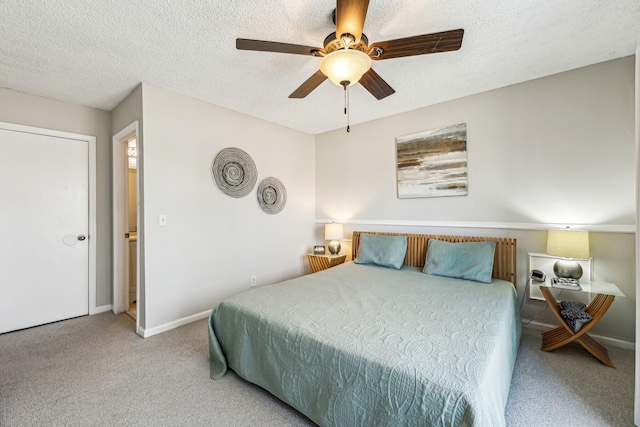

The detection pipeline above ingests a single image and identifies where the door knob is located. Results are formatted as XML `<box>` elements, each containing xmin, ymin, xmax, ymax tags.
<box><xmin>77</xmin><ymin>234</ymin><xmax>86</xmax><ymax>241</ymax></box>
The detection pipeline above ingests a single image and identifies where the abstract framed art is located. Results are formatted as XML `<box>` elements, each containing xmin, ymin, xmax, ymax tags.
<box><xmin>396</xmin><ymin>123</ymin><xmax>468</xmax><ymax>199</ymax></box>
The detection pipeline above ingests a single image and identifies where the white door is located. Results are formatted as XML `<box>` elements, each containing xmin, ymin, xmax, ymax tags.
<box><xmin>0</xmin><ymin>127</ymin><xmax>89</xmax><ymax>334</ymax></box>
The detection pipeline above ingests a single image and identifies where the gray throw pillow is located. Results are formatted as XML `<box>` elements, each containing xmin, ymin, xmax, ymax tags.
<box><xmin>560</xmin><ymin>306</ymin><xmax>592</xmax><ymax>333</ymax></box>
<box><xmin>560</xmin><ymin>301</ymin><xmax>586</xmax><ymax>311</ymax></box>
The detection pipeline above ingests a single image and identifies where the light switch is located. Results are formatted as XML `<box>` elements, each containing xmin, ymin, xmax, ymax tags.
<box><xmin>159</xmin><ymin>214</ymin><xmax>167</xmax><ymax>226</ymax></box>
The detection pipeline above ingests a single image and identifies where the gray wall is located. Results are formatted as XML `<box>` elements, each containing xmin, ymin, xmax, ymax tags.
<box><xmin>315</xmin><ymin>57</ymin><xmax>636</xmax><ymax>343</ymax></box>
<box><xmin>138</xmin><ymin>84</ymin><xmax>316</xmax><ymax>334</ymax></box>
<box><xmin>1</xmin><ymin>56</ymin><xmax>635</xmax><ymax>343</ymax></box>
<box><xmin>0</xmin><ymin>88</ymin><xmax>113</xmax><ymax>308</ymax></box>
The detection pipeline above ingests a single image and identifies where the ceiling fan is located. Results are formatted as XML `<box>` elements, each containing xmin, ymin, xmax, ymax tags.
<box><xmin>236</xmin><ymin>0</ymin><xmax>464</xmax><ymax>101</ymax></box>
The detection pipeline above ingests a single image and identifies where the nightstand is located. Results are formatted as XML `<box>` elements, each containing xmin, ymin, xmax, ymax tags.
<box><xmin>307</xmin><ymin>254</ymin><xmax>346</xmax><ymax>273</ymax></box>
<box><xmin>538</xmin><ymin>279</ymin><xmax>624</xmax><ymax>367</ymax></box>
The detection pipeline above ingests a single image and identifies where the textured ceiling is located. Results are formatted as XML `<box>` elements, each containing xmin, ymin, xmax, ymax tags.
<box><xmin>1</xmin><ymin>1</ymin><xmax>639</xmax><ymax>134</ymax></box>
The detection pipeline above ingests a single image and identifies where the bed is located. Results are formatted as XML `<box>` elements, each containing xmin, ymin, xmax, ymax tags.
<box><xmin>208</xmin><ymin>232</ymin><xmax>521</xmax><ymax>426</ymax></box>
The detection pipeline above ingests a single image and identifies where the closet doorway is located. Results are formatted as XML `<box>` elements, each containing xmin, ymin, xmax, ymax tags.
<box><xmin>0</xmin><ymin>122</ymin><xmax>96</xmax><ymax>333</ymax></box>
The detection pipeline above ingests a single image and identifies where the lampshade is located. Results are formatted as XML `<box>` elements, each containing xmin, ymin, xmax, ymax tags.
<box><xmin>546</xmin><ymin>230</ymin><xmax>590</xmax><ymax>259</ymax></box>
<box><xmin>546</xmin><ymin>229</ymin><xmax>589</xmax><ymax>280</ymax></box>
<box><xmin>319</xmin><ymin>49</ymin><xmax>371</xmax><ymax>87</ymax></box>
<box><xmin>325</xmin><ymin>223</ymin><xmax>344</xmax><ymax>241</ymax></box>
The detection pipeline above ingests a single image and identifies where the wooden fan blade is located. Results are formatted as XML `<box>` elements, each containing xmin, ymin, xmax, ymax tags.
<box><xmin>335</xmin><ymin>0</ymin><xmax>370</xmax><ymax>43</ymax></box>
<box><xmin>236</xmin><ymin>39</ymin><xmax>323</xmax><ymax>56</ymax></box>
<box><xmin>359</xmin><ymin>68</ymin><xmax>395</xmax><ymax>100</ymax></box>
<box><xmin>370</xmin><ymin>29</ymin><xmax>464</xmax><ymax>60</ymax></box>
<box><xmin>289</xmin><ymin>70</ymin><xmax>328</xmax><ymax>98</ymax></box>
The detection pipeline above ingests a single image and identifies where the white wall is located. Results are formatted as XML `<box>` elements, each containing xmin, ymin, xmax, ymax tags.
<box><xmin>0</xmin><ymin>88</ymin><xmax>113</xmax><ymax>308</ymax></box>
<box><xmin>139</xmin><ymin>84</ymin><xmax>316</xmax><ymax>334</ymax></box>
<box><xmin>317</xmin><ymin>57</ymin><xmax>635</xmax><ymax>226</ymax></box>
<box><xmin>316</xmin><ymin>57</ymin><xmax>636</xmax><ymax>343</ymax></box>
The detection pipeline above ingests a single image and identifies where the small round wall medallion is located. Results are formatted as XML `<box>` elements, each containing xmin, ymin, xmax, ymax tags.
<box><xmin>211</xmin><ymin>147</ymin><xmax>257</xmax><ymax>198</ymax></box>
<box><xmin>257</xmin><ymin>177</ymin><xmax>287</xmax><ymax>214</ymax></box>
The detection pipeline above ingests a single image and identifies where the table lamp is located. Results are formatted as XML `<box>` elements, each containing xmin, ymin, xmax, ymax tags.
<box><xmin>546</xmin><ymin>229</ymin><xmax>590</xmax><ymax>280</ymax></box>
<box><xmin>325</xmin><ymin>223</ymin><xmax>344</xmax><ymax>255</ymax></box>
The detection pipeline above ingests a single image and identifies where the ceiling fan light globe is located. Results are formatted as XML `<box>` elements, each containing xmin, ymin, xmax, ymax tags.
<box><xmin>320</xmin><ymin>49</ymin><xmax>371</xmax><ymax>87</ymax></box>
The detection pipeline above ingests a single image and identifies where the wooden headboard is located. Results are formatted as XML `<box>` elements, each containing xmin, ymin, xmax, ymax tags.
<box><xmin>351</xmin><ymin>231</ymin><xmax>517</xmax><ymax>286</ymax></box>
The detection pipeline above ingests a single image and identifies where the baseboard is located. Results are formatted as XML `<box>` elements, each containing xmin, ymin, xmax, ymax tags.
<box><xmin>138</xmin><ymin>309</ymin><xmax>212</xmax><ymax>338</ymax></box>
<box><xmin>90</xmin><ymin>304</ymin><xmax>113</xmax><ymax>315</ymax></box>
<box><xmin>523</xmin><ymin>320</ymin><xmax>635</xmax><ymax>350</ymax></box>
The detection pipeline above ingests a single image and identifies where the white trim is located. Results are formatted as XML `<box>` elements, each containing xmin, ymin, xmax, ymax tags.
<box><xmin>0</xmin><ymin>121</ymin><xmax>94</xmax><ymax>142</ymax></box>
<box><xmin>87</xmin><ymin>135</ymin><xmax>98</xmax><ymax>314</ymax></box>
<box><xmin>523</xmin><ymin>321</ymin><xmax>635</xmax><ymax>351</ymax></box>
<box><xmin>138</xmin><ymin>310</ymin><xmax>211</xmax><ymax>338</ymax></box>
<box><xmin>93</xmin><ymin>304</ymin><xmax>113</xmax><ymax>314</ymax></box>
<box><xmin>0</xmin><ymin>121</ymin><xmax>98</xmax><ymax>315</ymax></box>
<box><xmin>633</xmin><ymin>38</ymin><xmax>639</xmax><ymax>426</ymax></box>
<box><xmin>316</xmin><ymin>219</ymin><xmax>635</xmax><ymax>234</ymax></box>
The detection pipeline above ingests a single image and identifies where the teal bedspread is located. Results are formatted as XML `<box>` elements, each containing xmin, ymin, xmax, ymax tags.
<box><xmin>209</xmin><ymin>262</ymin><xmax>521</xmax><ymax>427</ymax></box>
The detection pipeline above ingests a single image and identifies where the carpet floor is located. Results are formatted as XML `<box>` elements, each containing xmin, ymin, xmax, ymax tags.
<box><xmin>0</xmin><ymin>313</ymin><xmax>634</xmax><ymax>426</ymax></box>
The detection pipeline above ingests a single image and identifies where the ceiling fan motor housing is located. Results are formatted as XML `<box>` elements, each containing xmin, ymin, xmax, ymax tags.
<box><xmin>323</xmin><ymin>32</ymin><xmax>369</xmax><ymax>54</ymax></box>
<box><xmin>236</xmin><ymin>0</ymin><xmax>463</xmax><ymax>101</ymax></box>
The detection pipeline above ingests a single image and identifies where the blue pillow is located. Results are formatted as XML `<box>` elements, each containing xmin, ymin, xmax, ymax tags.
<box><xmin>423</xmin><ymin>239</ymin><xmax>496</xmax><ymax>283</ymax></box>
<box><xmin>354</xmin><ymin>234</ymin><xmax>408</xmax><ymax>270</ymax></box>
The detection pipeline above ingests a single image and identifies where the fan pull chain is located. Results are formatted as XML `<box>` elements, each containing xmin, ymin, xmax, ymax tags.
<box><xmin>341</xmin><ymin>81</ymin><xmax>350</xmax><ymax>132</ymax></box>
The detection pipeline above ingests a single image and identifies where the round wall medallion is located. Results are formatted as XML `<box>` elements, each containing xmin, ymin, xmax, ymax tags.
<box><xmin>257</xmin><ymin>177</ymin><xmax>287</xmax><ymax>214</ymax></box>
<box><xmin>211</xmin><ymin>148</ymin><xmax>257</xmax><ymax>198</ymax></box>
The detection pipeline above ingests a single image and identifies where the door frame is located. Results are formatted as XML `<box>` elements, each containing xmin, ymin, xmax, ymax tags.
<box><xmin>112</xmin><ymin>122</ymin><xmax>140</xmax><ymax>329</ymax></box>
<box><xmin>0</xmin><ymin>121</ymin><xmax>98</xmax><ymax>313</ymax></box>
<box><xmin>633</xmin><ymin>40</ymin><xmax>639</xmax><ymax>426</ymax></box>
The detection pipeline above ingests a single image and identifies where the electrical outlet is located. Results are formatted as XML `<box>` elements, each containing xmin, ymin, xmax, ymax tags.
<box><xmin>250</xmin><ymin>276</ymin><xmax>256</xmax><ymax>287</ymax></box>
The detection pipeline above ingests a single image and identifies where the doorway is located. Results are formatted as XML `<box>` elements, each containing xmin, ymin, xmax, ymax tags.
<box><xmin>125</xmin><ymin>138</ymin><xmax>138</xmax><ymax>319</ymax></box>
<box><xmin>112</xmin><ymin>122</ymin><xmax>140</xmax><ymax>333</ymax></box>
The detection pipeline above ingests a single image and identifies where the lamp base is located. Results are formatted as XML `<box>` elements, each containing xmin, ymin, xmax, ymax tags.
<box><xmin>328</xmin><ymin>240</ymin><xmax>341</xmax><ymax>255</ymax></box>
<box><xmin>553</xmin><ymin>259</ymin><xmax>583</xmax><ymax>280</ymax></box>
